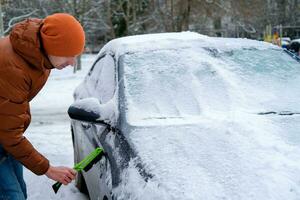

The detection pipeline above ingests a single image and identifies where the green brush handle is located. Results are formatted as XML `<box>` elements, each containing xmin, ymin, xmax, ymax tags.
<box><xmin>52</xmin><ymin>147</ymin><xmax>103</xmax><ymax>194</ymax></box>
<box><xmin>52</xmin><ymin>182</ymin><xmax>62</xmax><ymax>193</ymax></box>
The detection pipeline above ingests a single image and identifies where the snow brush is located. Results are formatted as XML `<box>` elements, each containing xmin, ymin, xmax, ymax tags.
<box><xmin>52</xmin><ymin>147</ymin><xmax>104</xmax><ymax>194</ymax></box>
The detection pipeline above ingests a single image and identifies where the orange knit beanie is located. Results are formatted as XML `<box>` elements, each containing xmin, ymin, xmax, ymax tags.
<box><xmin>40</xmin><ymin>13</ymin><xmax>85</xmax><ymax>57</ymax></box>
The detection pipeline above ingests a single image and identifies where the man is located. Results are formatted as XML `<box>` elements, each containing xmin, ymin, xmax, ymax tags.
<box><xmin>0</xmin><ymin>13</ymin><xmax>85</xmax><ymax>199</ymax></box>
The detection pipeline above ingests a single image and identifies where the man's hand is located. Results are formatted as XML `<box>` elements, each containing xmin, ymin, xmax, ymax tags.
<box><xmin>45</xmin><ymin>165</ymin><xmax>76</xmax><ymax>185</ymax></box>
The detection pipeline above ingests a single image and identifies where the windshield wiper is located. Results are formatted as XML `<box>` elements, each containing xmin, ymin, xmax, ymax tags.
<box><xmin>283</xmin><ymin>49</ymin><xmax>300</xmax><ymax>63</ymax></box>
<box><xmin>203</xmin><ymin>47</ymin><xmax>220</xmax><ymax>57</ymax></box>
<box><xmin>258</xmin><ymin>111</ymin><xmax>300</xmax><ymax>116</ymax></box>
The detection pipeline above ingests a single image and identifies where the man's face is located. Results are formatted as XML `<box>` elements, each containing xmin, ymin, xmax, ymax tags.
<box><xmin>48</xmin><ymin>55</ymin><xmax>77</xmax><ymax>70</ymax></box>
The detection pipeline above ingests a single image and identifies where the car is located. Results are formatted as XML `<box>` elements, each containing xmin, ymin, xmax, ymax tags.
<box><xmin>68</xmin><ymin>32</ymin><xmax>300</xmax><ymax>200</ymax></box>
<box><xmin>281</xmin><ymin>40</ymin><xmax>290</xmax><ymax>48</ymax></box>
<box><xmin>282</xmin><ymin>37</ymin><xmax>291</xmax><ymax>43</ymax></box>
<box><xmin>277</xmin><ymin>37</ymin><xmax>291</xmax><ymax>49</ymax></box>
<box><xmin>288</xmin><ymin>38</ymin><xmax>300</xmax><ymax>54</ymax></box>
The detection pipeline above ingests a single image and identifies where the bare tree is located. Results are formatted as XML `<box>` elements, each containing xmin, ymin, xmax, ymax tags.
<box><xmin>4</xmin><ymin>9</ymin><xmax>38</xmax><ymax>35</ymax></box>
<box><xmin>0</xmin><ymin>1</ymin><xmax>4</xmax><ymax>37</ymax></box>
<box><xmin>45</xmin><ymin>0</ymin><xmax>108</xmax><ymax>72</ymax></box>
<box><xmin>1</xmin><ymin>0</ymin><xmax>300</xmax><ymax>55</ymax></box>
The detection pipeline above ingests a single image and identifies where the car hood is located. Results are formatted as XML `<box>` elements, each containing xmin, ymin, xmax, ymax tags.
<box><xmin>114</xmin><ymin>113</ymin><xmax>300</xmax><ymax>200</ymax></box>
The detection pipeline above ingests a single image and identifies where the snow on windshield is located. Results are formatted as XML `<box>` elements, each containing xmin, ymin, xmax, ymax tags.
<box><xmin>117</xmin><ymin>47</ymin><xmax>300</xmax><ymax>200</ymax></box>
<box><xmin>122</xmin><ymin>47</ymin><xmax>300</xmax><ymax>126</ymax></box>
<box><xmin>219</xmin><ymin>48</ymin><xmax>300</xmax><ymax>112</ymax></box>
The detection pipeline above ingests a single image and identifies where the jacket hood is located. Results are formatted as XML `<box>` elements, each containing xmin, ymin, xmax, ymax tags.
<box><xmin>9</xmin><ymin>18</ymin><xmax>54</xmax><ymax>70</ymax></box>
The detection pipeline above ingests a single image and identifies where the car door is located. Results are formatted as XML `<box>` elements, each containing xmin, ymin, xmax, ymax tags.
<box><xmin>77</xmin><ymin>53</ymin><xmax>116</xmax><ymax>200</ymax></box>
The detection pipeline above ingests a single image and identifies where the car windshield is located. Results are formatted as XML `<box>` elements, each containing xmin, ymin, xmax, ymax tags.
<box><xmin>122</xmin><ymin>47</ymin><xmax>300</xmax><ymax>125</ymax></box>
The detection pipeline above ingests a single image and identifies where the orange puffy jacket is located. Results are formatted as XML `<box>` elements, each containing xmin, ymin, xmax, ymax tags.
<box><xmin>0</xmin><ymin>18</ymin><xmax>54</xmax><ymax>175</ymax></box>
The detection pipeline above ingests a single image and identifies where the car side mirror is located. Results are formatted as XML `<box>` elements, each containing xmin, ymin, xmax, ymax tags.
<box><xmin>68</xmin><ymin>97</ymin><xmax>116</xmax><ymax>128</ymax></box>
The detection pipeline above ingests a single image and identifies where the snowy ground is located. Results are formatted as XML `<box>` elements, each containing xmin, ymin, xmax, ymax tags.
<box><xmin>24</xmin><ymin>54</ymin><xmax>97</xmax><ymax>200</ymax></box>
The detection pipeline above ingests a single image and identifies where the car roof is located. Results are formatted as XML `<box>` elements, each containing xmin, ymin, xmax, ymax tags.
<box><xmin>98</xmin><ymin>32</ymin><xmax>277</xmax><ymax>58</ymax></box>
<box><xmin>291</xmin><ymin>38</ymin><xmax>300</xmax><ymax>44</ymax></box>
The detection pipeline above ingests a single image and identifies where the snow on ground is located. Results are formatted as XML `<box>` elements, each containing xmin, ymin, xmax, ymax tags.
<box><xmin>24</xmin><ymin>54</ymin><xmax>97</xmax><ymax>200</ymax></box>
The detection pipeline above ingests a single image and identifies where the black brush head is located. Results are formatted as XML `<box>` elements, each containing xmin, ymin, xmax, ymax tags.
<box><xmin>83</xmin><ymin>152</ymin><xmax>104</xmax><ymax>172</ymax></box>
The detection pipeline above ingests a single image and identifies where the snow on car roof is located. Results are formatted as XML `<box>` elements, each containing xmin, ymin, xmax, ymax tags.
<box><xmin>291</xmin><ymin>38</ymin><xmax>300</xmax><ymax>43</ymax></box>
<box><xmin>99</xmin><ymin>32</ymin><xmax>278</xmax><ymax>57</ymax></box>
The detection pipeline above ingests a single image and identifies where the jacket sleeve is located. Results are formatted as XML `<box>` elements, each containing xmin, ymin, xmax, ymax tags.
<box><xmin>0</xmin><ymin>68</ymin><xmax>49</xmax><ymax>175</ymax></box>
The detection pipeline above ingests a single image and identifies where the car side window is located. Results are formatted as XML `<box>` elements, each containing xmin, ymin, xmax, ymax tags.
<box><xmin>85</xmin><ymin>54</ymin><xmax>116</xmax><ymax>103</ymax></box>
<box><xmin>95</xmin><ymin>54</ymin><xmax>116</xmax><ymax>104</ymax></box>
<box><xmin>86</xmin><ymin>55</ymin><xmax>105</xmax><ymax>90</ymax></box>
<box><xmin>90</xmin><ymin>54</ymin><xmax>116</xmax><ymax>104</ymax></box>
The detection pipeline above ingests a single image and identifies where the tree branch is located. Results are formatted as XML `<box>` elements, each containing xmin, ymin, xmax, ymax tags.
<box><xmin>4</xmin><ymin>9</ymin><xmax>39</xmax><ymax>35</ymax></box>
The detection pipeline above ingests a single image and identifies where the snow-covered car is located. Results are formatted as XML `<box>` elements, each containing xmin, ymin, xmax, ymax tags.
<box><xmin>68</xmin><ymin>32</ymin><xmax>300</xmax><ymax>200</ymax></box>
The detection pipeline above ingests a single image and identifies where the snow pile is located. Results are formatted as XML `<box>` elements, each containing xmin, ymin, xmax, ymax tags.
<box><xmin>71</xmin><ymin>97</ymin><xmax>102</xmax><ymax>114</ymax></box>
<box><xmin>70</xmin><ymin>97</ymin><xmax>118</xmax><ymax>124</ymax></box>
